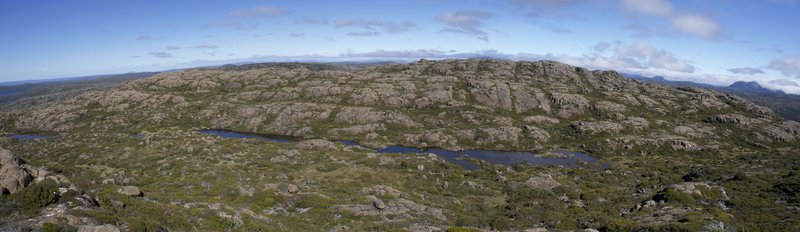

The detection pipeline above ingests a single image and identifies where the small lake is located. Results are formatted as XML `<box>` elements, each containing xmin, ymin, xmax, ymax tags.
<box><xmin>7</xmin><ymin>134</ymin><xmax>55</xmax><ymax>143</ymax></box>
<box><xmin>198</xmin><ymin>129</ymin><xmax>606</xmax><ymax>170</ymax></box>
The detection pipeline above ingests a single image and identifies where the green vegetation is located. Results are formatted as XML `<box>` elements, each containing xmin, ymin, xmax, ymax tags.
<box><xmin>1</xmin><ymin>60</ymin><xmax>799</xmax><ymax>230</ymax></box>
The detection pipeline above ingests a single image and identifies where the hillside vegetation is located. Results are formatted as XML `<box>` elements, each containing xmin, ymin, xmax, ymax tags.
<box><xmin>1</xmin><ymin>59</ymin><xmax>798</xmax><ymax>231</ymax></box>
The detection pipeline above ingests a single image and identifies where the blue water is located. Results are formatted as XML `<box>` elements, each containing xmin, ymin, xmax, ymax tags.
<box><xmin>10</xmin><ymin>134</ymin><xmax>55</xmax><ymax>142</ymax></box>
<box><xmin>198</xmin><ymin>129</ymin><xmax>605</xmax><ymax>170</ymax></box>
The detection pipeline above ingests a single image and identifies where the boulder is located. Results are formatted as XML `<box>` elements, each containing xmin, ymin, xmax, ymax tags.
<box><xmin>287</xmin><ymin>184</ymin><xmax>299</xmax><ymax>194</ymax></box>
<box><xmin>523</xmin><ymin>115</ymin><xmax>560</xmax><ymax>124</ymax></box>
<box><xmin>373</xmin><ymin>198</ymin><xmax>386</xmax><ymax>210</ymax></box>
<box><xmin>102</xmin><ymin>178</ymin><xmax>116</xmax><ymax>185</ymax></box>
<box><xmin>0</xmin><ymin>148</ymin><xmax>34</xmax><ymax>193</ymax></box>
<box><xmin>119</xmin><ymin>186</ymin><xmax>143</xmax><ymax>197</ymax></box>
<box><xmin>77</xmin><ymin>224</ymin><xmax>121</xmax><ymax>232</ymax></box>
<box><xmin>524</xmin><ymin>174</ymin><xmax>561</xmax><ymax>190</ymax></box>
<box><xmin>671</xmin><ymin>140</ymin><xmax>701</xmax><ymax>151</ymax></box>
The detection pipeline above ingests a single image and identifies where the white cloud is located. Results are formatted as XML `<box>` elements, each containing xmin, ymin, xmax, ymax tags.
<box><xmin>334</xmin><ymin>19</ymin><xmax>418</xmax><ymax>33</ymax></box>
<box><xmin>509</xmin><ymin>0</ymin><xmax>579</xmax><ymax>21</ymax></box>
<box><xmin>230</xmin><ymin>6</ymin><xmax>284</xmax><ymax>18</ymax></box>
<box><xmin>764</xmin><ymin>79</ymin><xmax>800</xmax><ymax>94</ymax></box>
<box><xmin>166</xmin><ymin>46</ymin><xmax>180</xmax><ymax>50</ymax></box>
<box><xmin>592</xmin><ymin>41</ymin><xmax>610</xmax><ymax>53</ymax></box>
<box><xmin>727</xmin><ymin>67</ymin><xmax>764</xmax><ymax>75</ymax></box>
<box><xmin>342</xmin><ymin>49</ymin><xmax>448</xmax><ymax>58</ymax></box>
<box><xmin>148</xmin><ymin>52</ymin><xmax>172</xmax><ymax>58</ymax></box>
<box><xmin>621</xmin><ymin>0</ymin><xmax>673</xmax><ymax>16</ymax></box>
<box><xmin>613</xmin><ymin>42</ymin><xmax>695</xmax><ymax>73</ymax></box>
<box><xmin>294</xmin><ymin>17</ymin><xmax>328</xmax><ymax>25</ymax></box>
<box><xmin>436</xmin><ymin>10</ymin><xmax>493</xmax><ymax>41</ymax></box>
<box><xmin>768</xmin><ymin>57</ymin><xmax>800</xmax><ymax>77</ymax></box>
<box><xmin>619</xmin><ymin>1</ymin><xmax>723</xmax><ymax>40</ymax></box>
<box><xmin>195</xmin><ymin>43</ymin><xmax>219</xmax><ymax>49</ymax></box>
<box><xmin>671</xmin><ymin>14</ymin><xmax>722</xmax><ymax>39</ymax></box>
<box><xmin>346</xmin><ymin>31</ymin><xmax>380</xmax><ymax>37</ymax></box>
<box><xmin>289</xmin><ymin>32</ymin><xmax>305</xmax><ymax>38</ymax></box>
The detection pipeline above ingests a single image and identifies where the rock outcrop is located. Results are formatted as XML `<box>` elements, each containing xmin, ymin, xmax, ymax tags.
<box><xmin>0</xmin><ymin>148</ymin><xmax>34</xmax><ymax>193</ymax></box>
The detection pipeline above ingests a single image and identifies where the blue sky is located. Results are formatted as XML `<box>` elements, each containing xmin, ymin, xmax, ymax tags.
<box><xmin>1</xmin><ymin>0</ymin><xmax>799</xmax><ymax>93</ymax></box>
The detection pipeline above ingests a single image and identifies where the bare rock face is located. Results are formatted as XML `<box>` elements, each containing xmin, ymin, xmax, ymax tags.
<box><xmin>550</xmin><ymin>93</ymin><xmax>590</xmax><ymax>109</ymax></box>
<box><xmin>334</xmin><ymin>107</ymin><xmax>420</xmax><ymax>128</ymax></box>
<box><xmin>510</xmin><ymin>84</ymin><xmax>549</xmax><ymax>113</ymax></box>
<box><xmin>523</xmin><ymin>125</ymin><xmax>550</xmax><ymax>141</ymax></box>
<box><xmin>594</xmin><ymin>101</ymin><xmax>627</xmax><ymax>112</ymax></box>
<box><xmin>762</xmin><ymin>120</ymin><xmax>800</xmax><ymax>142</ymax></box>
<box><xmin>623</xmin><ymin>117</ymin><xmax>649</xmax><ymax>130</ymax></box>
<box><xmin>0</xmin><ymin>148</ymin><xmax>34</xmax><ymax>193</ymax></box>
<box><xmin>469</xmin><ymin>80</ymin><xmax>512</xmax><ymax>110</ymax></box>
<box><xmin>706</xmin><ymin>114</ymin><xmax>752</xmax><ymax>125</ymax></box>
<box><xmin>478</xmin><ymin>127</ymin><xmax>522</xmax><ymax>146</ymax></box>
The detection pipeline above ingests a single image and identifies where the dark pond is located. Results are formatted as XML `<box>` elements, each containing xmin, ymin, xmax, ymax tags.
<box><xmin>198</xmin><ymin>129</ymin><xmax>606</xmax><ymax>170</ymax></box>
<box><xmin>8</xmin><ymin>134</ymin><xmax>55</xmax><ymax>143</ymax></box>
<box><xmin>198</xmin><ymin>129</ymin><xmax>293</xmax><ymax>143</ymax></box>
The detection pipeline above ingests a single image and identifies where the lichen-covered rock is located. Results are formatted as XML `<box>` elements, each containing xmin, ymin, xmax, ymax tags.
<box><xmin>119</xmin><ymin>186</ymin><xmax>143</xmax><ymax>197</ymax></box>
<box><xmin>77</xmin><ymin>224</ymin><xmax>121</xmax><ymax>232</ymax></box>
<box><xmin>0</xmin><ymin>148</ymin><xmax>34</xmax><ymax>193</ymax></box>
<box><xmin>287</xmin><ymin>184</ymin><xmax>299</xmax><ymax>194</ymax></box>
<box><xmin>623</xmin><ymin>117</ymin><xmax>649</xmax><ymax>130</ymax></box>
<box><xmin>671</xmin><ymin>140</ymin><xmax>701</xmax><ymax>151</ymax></box>
<box><xmin>523</xmin><ymin>125</ymin><xmax>550</xmax><ymax>141</ymax></box>
<box><xmin>510</xmin><ymin>84</ymin><xmax>549</xmax><ymax>113</ymax></box>
<box><xmin>477</xmin><ymin>127</ymin><xmax>522</xmax><ymax>146</ymax></box>
<box><xmin>550</xmin><ymin>93</ymin><xmax>590</xmax><ymax>109</ymax></box>
<box><xmin>469</xmin><ymin>80</ymin><xmax>512</xmax><ymax>110</ymax></box>
<box><xmin>523</xmin><ymin>115</ymin><xmax>560</xmax><ymax>124</ymax></box>
<box><xmin>669</xmin><ymin>182</ymin><xmax>711</xmax><ymax>195</ymax></box>
<box><xmin>706</xmin><ymin>114</ymin><xmax>752</xmax><ymax>125</ymax></box>
<box><xmin>594</xmin><ymin>101</ymin><xmax>627</xmax><ymax>112</ymax></box>
<box><xmin>524</xmin><ymin>174</ymin><xmax>561</xmax><ymax>190</ymax></box>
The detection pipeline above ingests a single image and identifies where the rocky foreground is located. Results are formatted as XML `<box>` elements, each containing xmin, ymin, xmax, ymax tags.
<box><xmin>1</xmin><ymin>59</ymin><xmax>799</xmax><ymax>231</ymax></box>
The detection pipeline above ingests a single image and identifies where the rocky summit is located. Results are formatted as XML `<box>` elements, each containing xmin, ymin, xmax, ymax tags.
<box><xmin>1</xmin><ymin>59</ymin><xmax>799</xmax><ymax>231</ymax></box>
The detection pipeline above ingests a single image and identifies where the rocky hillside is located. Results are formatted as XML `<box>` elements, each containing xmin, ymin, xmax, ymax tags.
<box><xmin>1</xmin><ymin>59</ymin><xmax>799</xmax><ymax>231</ymax></box>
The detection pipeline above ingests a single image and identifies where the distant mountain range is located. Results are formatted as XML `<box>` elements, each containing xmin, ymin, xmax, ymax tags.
<box><xmin>0</xmin><ymin>72</ymin><xmax>158</xmax><ymax>111</ymax></box>
<box><xmin>625</xmin><ymin>74</ymin><xmax>800</xmax><ymax>122</ymax></box>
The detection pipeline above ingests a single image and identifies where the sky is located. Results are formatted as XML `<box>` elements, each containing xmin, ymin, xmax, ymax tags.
<box><xmin>1</xmin><ymin>0</ymin><xmax>799</xmax><ymax>93</ymax></box>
